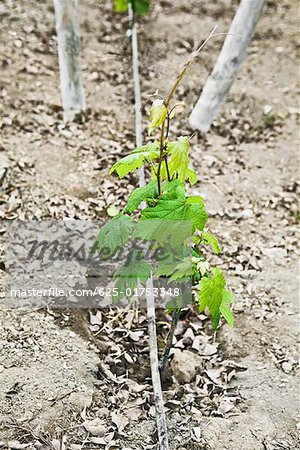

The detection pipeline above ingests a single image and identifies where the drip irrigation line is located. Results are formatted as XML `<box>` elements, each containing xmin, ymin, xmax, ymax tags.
<box><xmin>128</xmin><ymin>2</ymin><xmax>145</xmax><ymax>188</ymax></box>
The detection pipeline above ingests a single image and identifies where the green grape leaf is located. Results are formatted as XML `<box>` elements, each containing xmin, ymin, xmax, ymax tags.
<box><xmin>134</xmin><ymin>219</ymin><xmax>192</xmax><ymax>247</ymax></box>
<box><xmin>114</xmin><ymin>0</ymin><xmax>128</xmax><ymax>12</ymax></box>
<box><xmin>186</xmin><ymin>195</ymin><xmax>204</xmax><ymax>206</ymax></box>
<box><xmin>133</xmin><ymin>0</ymin><xmax>150</xmax><ymax>15</ymax></box>
<box><xmin>148</xmin><ymin>99</ymin><xmax>168</xmax><ymax>135</ymax></box>
<box><xmin>91</xmin><ymin>215</ymin><xmax>134</xmax><ymax>256</ymax></box>
<box><xmin>165</xmin><ymin>286</ymin><xmax>192</xmax><ymax>311</ymax></box>
<box><xmin>187</xmin><ymin>167</ymin><xmax>197</xmax><ymax>185</ymax></box>
<box><xmin>141</xmin><ymin>187</ymin><xmax>207</xmax><ymax>233</ymax></box>
<box><xmin>169</xmin><ymin>258</ymin><xmax>193</xmax><ymax>282</ymax></box>
<box><xmin>154</xmin><ymin>246</ymin><xmax>190</xmax><ymax>277</ymax></box>
<box><xmin>161</xmin><ymin>179</ymin><xmax>186</xmax><ymax>201</ymax></box>
<box><xmin>114</xmin><ymin>0</ymin><xmax>150</xmax><ymax>15</ymax></box>
<box><xmin>113</xmin><ymin>250</ymin><xmax>152</xmax><ymax>301</ymax></box>
<box><xmin>159</xmin><ymin>138</ymin><xmax>197</xmax><ymax>185</ymax></box>
<box><xmin>220</xmin><ymin>289</ymin><xmax>234</xmax><ymax>327</ymax></box>
<box><xmin>109</xmin><ymin>142</ymin><xmax>159</xmax><ymax>178</ymax></box>
<box><xmin>154</xmin><ymin>259</ymin><xmax>176</xmax><ymax>277</ymax></box>
<box><xmin>166</xmin><ymin>137</ymin><xmax>189</xmax><ymax>181</ymax></box>
<box><xmin>198</xmin><ymin>268</ymin><xmax>226</xmax><ymax>330</ymax></box>
<box><xmin>201</xmin><ymin>230</ymin><xmax>221</xmax><ymax>254</ymax></box>
<box><xmin>124</xmin><ymin>180</ymin><xmax>158</xmax><ymax>213</ymax></box>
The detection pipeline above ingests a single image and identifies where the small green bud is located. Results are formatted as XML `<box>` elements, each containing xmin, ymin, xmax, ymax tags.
<box><xmin>148</xmin><ymin>99</ymin><xmax>168</xmax><ymax>135</ymax></box>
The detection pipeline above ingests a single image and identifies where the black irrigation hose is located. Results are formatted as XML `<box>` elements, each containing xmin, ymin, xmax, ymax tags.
<box><xmin>158</xmin><ymin>310</ymin><xmax>181</xmax><ymax>372</ymax></box>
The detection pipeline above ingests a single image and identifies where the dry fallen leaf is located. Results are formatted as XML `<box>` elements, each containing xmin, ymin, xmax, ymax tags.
<box><xmin>83</xmin><ymin>418</ymin><xmax>106</xmax><ymax>436</ymax></box>
<box><xmin>111</xmin><ymin>412</ymin><xmax>129</xmax><ymax>433</ymax></box>
<box><xmin>217</xmin><ymin>397</ymin><xmax>238</xmax><ymax>415</ymax></box>
<box><xmin>7</xmin><ymin>442</ymin><xmax>31</xmax><ymax>450</ymax></box>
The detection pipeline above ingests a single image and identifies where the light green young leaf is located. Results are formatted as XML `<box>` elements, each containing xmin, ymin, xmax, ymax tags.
<box><xmin>109</xmin><ymin>142</ymin><xmax>159</xmax><ymax>178</ymax></box>
<box><xmin>186</xmin><ymin>195</ymin><xmax>204</xmax><ymax>206</ymax></box>
<box><xmin>148</xmin><ymin>99</ymin><xmax>168</xmax><ymax>135</ymax></box>
<box><xmin>159</xmin><ymin>138</ymin><xmax>197</xmax><ymax>185</ymax></box>
<box><xmin>197</xmin><ymin>260</ymin><xmax>210</xmax><ymax>277</ymax></box>
<box><xmin>201</xmin><ymin>230</ymin><xmax>221</xmax><ymax>254</ymax></box>
<box><xmin>91</xmin><ymin>215</ymin><xmax>133</xmax><ymax>256</ymax></box>
<box><xmin>124</xmin><ymin>180</ymin><xmax>158</xmax><ymax>213</ymax></box>
<box><xmin>107</xmin><ymin>205</ymin><xmax>119</xmax><ymax>217</ymax></box>
<box><xmin>165</xmin><ymin>137</ymin><xmax>189</xmax><ymax>182</ymax></box>
<box><xmin>187</xmin><ymin>167</ymin><xmax>197</xmax><ymax>185</ymax></box>
<box><xmin>198</xmin><ymin>268</ymin><xmax>226</xmax><ymax>330</ymax></box>
<box><xmin>154</xmin><ymin>259</ymin><xmax>176</xmax><ymax>277</ymax></box>
<box><xmin>220</xmin><ymin>289</ymin><xmax>234</xmax><ymax>327</ymax></box>
<box><xmin>114</xmin><ymin>0</ymin><xmax>128</xmax><ymax>12</ymax></box>
<box><xmin>114</xmin><ymin>0</ymin><xmax>150</xmax><ymax>15</ymax></box>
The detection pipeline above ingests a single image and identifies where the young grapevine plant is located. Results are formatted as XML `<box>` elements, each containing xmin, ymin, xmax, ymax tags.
<box><xmin>92</xmin><ymin>36</ymin><xmax>234</xmax><ymax>369</ymax></box>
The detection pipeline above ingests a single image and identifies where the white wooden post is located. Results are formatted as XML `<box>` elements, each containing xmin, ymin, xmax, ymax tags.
<box><xmin>189</xmin><ymin>0</ymin><xmax>265</xmax><ymax>132</ymax></box>
<box><xmin>53</xmin><ymin>0</ymin><xmax>85</xmax><ymax>121</ymax></box>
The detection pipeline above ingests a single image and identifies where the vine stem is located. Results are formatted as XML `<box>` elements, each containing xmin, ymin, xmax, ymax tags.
<box><xmin>159</xmin><ymin>310</ymin><xmax>181</xmax><ymax>372</ymax></box>
<box><xmin>165</xmin><ymin>25</ymin><xmax>231</xmax><ymax>107</ymax></box>
<box><xmin>156</xmin><ymin>120</ymin><xmax>166</xmax><ymax>195</ymax></box>
<box><xmin>164</xmin><ymin>154</ymin><xmax>171</xmax><ymax>182</ymax></box>
<box><xmin>128</xmin><ymin>4</ymin><xmax>169</xmax><ymax>449</ymax></box>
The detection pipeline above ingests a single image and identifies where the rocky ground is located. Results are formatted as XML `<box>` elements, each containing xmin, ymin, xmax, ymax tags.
<box><xmin>0</xmin><ymin>0</ymin><xmax>299</xmax><ymax>449</ymax></box>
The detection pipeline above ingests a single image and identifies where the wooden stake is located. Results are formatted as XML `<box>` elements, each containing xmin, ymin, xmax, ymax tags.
<box><xmin>189</xmin><ymin>0</ymin><xmax>266</xmax><ymax>132</ymax></box>
<box><xmin>53</xmin><ymin>0</ymin><xmax>85</xmax><ymax>121</ymax></box>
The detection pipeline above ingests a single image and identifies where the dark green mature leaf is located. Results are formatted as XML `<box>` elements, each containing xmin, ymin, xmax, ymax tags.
<box><xmin>154</xmin><ymin>246</ymin><xmax>190</xmax><ymax>277</ymax></box>
<box><xmin>124</xmin><ymin>180</ymin><xmax>158</xmax><ymax>213</ymax></box>
<box><xmin>169</xmin><ymin>258</ymin><xmax>193</xmax><ymax>282</ymax></box>
<box><xmin>134</xmin><ymin>219</ymin><xmax>192</xmax><ymax>247</ymax></box>
<box><xmin>91</xmin><ymin>215</ymin><xmax>133</xmax><ymax>256</ymax></box>
<box><xmin>201</xmin><ymin>230</ymin><xmax>221</xmax><ymax>254</ymax></box>
<box><xmin>198</xmin><ymin>268</ymin><xmax>234</xmax><ymax>330</ymax></box>
<box><xmin>166</xmin><ymin>284</ymin><xmax>193</xmax><ymax>311</ymax></box>
<box><xmin>162</xmin><ymin>179</ymin><xmax>186</xmax><ymax>200</ymax></box>
<box><xmin>109</xmin><ymin>142</ymin><xmax>159</xmax><ymax>178</ymax></box>
<box><xmin>141</xmin><ymin>193</ymin><xmax>207</xmax><ymax>233</ymax></box>
<box><xmin>133</xmin><ymin>0</ymin><xmax>150</xmax><ymax>15</ymax></box>
<box><xmin>128</xmin><ymin>182</ymin><xmax>193</xmax><ymax>247</ymax></box>
<box><xmin>113</xmin><ymin>250</ymin><xmax>152</xmax><ymax>301</ymax></box>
